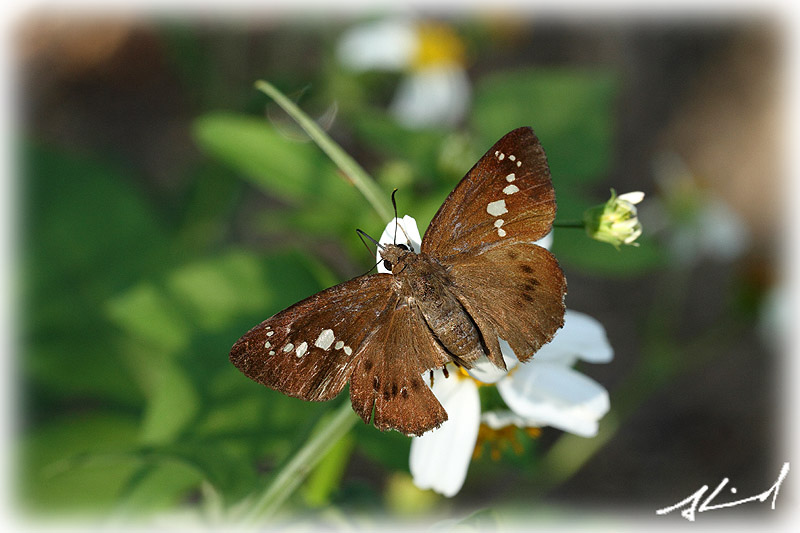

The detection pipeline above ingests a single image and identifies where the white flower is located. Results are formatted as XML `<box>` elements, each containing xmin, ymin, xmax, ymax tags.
<box><xmin>337</xmin><ymin>18</ymin><xmax>470</xmax><ymax>129</ymax></box>
<box><xmin>408</xmin><ymin>367</ymin><xmax>481</xmax><ymax>497</ymax></box>
<box><xmin>389</xmin><ymin>65</ymin><xmax>470</xmax><ymax>129</ymax></box>
<box><xmin>374</xmin><ymin>217</ymin><xmax>613</xmax><ymax>497</ymax></box>
<box><xmin>410</xmin><ymin>311</ymin><xmax>612</xmax><ymax>497</ymax></box>
<box><xmin>337</xmin><ymin>18</ymin><xmax>417</xmax><ymax>72</ymax></box>
<box><xmin>493</xmin><ymin>313</ymin><xmax>612</xmax><ymax>438</ymax></box>
<box><xmin>647</xmin><ymin>152</ymin><xmax>750</xmax><ymax>264</ymax></box>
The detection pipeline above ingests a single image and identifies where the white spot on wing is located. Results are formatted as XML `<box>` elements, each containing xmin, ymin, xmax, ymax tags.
<box><xmin>264</xmin><ymin>341</ymin><xmax>271</xmax><ymax>348</ymax></box>
<box><xmin>269</xmin><ymin>350</ymin><xmax>275</xmax><ymax>355</ymax></box>
<box><xmin>509</xmin><ymin>154</ymin><xmax>516</xmax><ymax>161</ymax></box>
<box><xmin>516</xmin><ymin>160</ymin><xmax>522</xmax><ymax>167</ymax></box>
<box><xmin>344</xmin><ymin>346</ymin><xmax>353</xmax><ymax>356</ymax></box>
<box><xmin>494</xmin><ymin>219</ymin><xmax>504</xmax><ymax>228</ymax></box>
<box><xmin>296</xmin><ymin>341</ymin><xmax>308</xmax><ymax>358</ymax></box>
<box><xmin>503</xmin><ymin>184</ymin><xmax>520</xmax><ymax>195</ymax></box>
<box><xmin>335</xmin><ymin>340</ymin><xmax>344</xmax><ymax>350</ymax></box>
<box><xmin>283</xmin><ymin>343</ymin><xmax>294</xmax><ymax>353</ymax></box>
<box><xmin>498</xmin><ymin>153</ymin><xmax>505</xmax><ymax>160</ymax></box>
<box><xmin>487</xmin><ymin>199</ymin><xmax>508</xmax><ymax>216</ymax></box>
<box><xmin>315</xmin><ymin>329</ymin><xmax>335</xmax><ymax>350</ymax></box>
<box><xmin>266</xmin><ymin>331</ymin><xmax>274</xmax><ymax>337</ymax></box>
<box><xmin>497</xmin><ymin>228</ymin><xmax>507</xmax><ymax>237</ymax></box>
<box><xmin>506</xmin><ymin>173</ymin><xmax>516</xmax><ymax>182</ymax></box>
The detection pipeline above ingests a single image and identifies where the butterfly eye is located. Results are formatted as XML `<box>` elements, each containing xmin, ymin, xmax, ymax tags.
<box><xmin>397</xmin><ymin>244</ymin><xmax>410</xmax><ymax>251</ymax></box>
<box><xmin>383</xmin><ymin>260</ymin><xmax>393</xmax><ymax>271</ymax></box>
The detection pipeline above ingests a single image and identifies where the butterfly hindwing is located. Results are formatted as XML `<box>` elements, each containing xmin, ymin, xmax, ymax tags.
<box><xmin>422</xmin><ymin>127</ymin><xmax>555</xmax><ymax>259</ymax></box>
<box><xmin>447</xmin><ymin>241</ymin><xmax>567</xmax><ymax>363</ymax></box>
<box><xmin>350</xmin><ymin>298</ymin><xmax>450</xmax><ymax>436</ymax></box>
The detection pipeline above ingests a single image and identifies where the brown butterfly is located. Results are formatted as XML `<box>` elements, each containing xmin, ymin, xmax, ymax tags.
<box><xmin>230</xmin><ymin>127</ymin><xmax>567</xmax><ymax>436</ymax></box>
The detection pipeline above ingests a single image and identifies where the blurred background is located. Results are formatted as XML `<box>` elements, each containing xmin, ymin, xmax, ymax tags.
<box><xmin>12</xmin><ymin>6</ymin><xmax>789</xmax><ymax>528</ymax></box>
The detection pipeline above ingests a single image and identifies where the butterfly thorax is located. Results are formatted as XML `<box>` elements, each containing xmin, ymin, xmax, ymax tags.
<box><xmin>380</xmin><ymin>244</ymin><xmax>484</xmax><ymax>366</ymax></box>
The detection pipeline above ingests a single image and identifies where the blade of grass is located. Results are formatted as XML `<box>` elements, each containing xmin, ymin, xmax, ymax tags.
<box><xmin>236</xmin><ymin>400</ymin><xmax>358</xmax><ymax>525</ymax></box>
<box><xmin>254</xmin><ymin>80</ymin><xmax>393</xmax><ymax>221</ymax></box>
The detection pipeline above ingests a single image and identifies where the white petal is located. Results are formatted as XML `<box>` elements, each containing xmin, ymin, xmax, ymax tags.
<box><xmin>377</xmin><ymin>215</ymin><xmax>422</xmax><ymax>249</ymax></box>
<box><xmin>337</xmin><ymin>19</ymin><xmax>417</xmax><ymax>71</ymax></box>
<box><xmin>534</xmin><ymin>310</ymin><xmax>613</xmax><ymax>366</ymax></box>
<box><xmin>465</xmin><ymin>340</ymin><xmax>518</xmax><ymax>384</ymax></box>
<box><xmin>377</xmin><ymin>216</ymin><xmax>423</xmax><ymax>272</ymax></box>
<box><xmin>390</xmin><ymin>66</ymin><xmax>470</xmax><ymax>128</ymax></box>
<box><xmin>617</xmin><ymin>191</ymin><xmax>645</xmax><ymax>204</ymax></box>
<box><xmin>410</xmin><ymin>375</ymin><xmax>480</xmax><ymax>497</ymax></box>
<box><xmin>697</xmin><ymin>198</ymin><xmax>750</xmax><ymax>261</ymax></box>
<box><xmin>498</xmin><ymin>362</ymin><xmax>610</xmax><ymax>437</ymax></box>
<box><xmin>465</xmin><ymin>358</ymin><xmax>507</xmax><ymax>384</ymax></box>
<box><xmin>481</xmin><ymin>410</ymin><xmax>533</xmax><ymax>430</ymax></box>
<box><xmin>534</xmin><ymin>230</ymin><xmax>553</xmax><ymax>251</ymax></box>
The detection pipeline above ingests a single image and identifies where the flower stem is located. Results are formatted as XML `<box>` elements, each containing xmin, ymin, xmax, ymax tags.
<box><xmin>254</xmin><ymin>80</ymin><xmax>393</xmax><ymax>221</ymax></box>
<box><xmin>237</xmin><ymin>400</ymin><xmax>357</xmax><ymax>525</ymax></box>
<box><xmin>553</xmin><ymin>220</ymin><xmax>585</xmax><ymax>229</ymax></box>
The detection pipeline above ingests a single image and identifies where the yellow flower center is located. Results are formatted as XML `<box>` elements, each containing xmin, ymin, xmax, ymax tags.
<box><xmin>454</xmin><ymin>363</ymin><xmax>519</xmax><ymax>386</ymax></box>
<box><xmin>412</xmin><ymin>22</ymin><xmax>466</xmax><ymax>69</ymax></box>
<box><xmin>473</xmin><ymin>424</ymin><xmax>542</xmax><ymax>461</ymax></box>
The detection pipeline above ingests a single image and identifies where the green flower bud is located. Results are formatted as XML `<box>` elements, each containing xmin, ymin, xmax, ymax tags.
<box><xmin>583</xmin><ymin>190</ymin><xmax>645</xmax><ymax>248</ymax></box>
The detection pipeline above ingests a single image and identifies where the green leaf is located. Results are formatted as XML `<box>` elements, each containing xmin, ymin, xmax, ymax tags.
<box><xmin>166</xmin><ymin>250</ymin><xmax>271</xmax><ymax>331</ymax></box>
<box><xmin>302</xmin><ymin>433</ymin><xmax>355</xmax><ymax>507</ymax></box>
<box><xmin>255</xmin><ymin>81</ymin><xmax>393</xmax><ymax>221</ymax></box>
<box><xmin>106</xmin><ymin>282</ymin><xmax>192</xmax><ymax>354</ymax></box>
<box><xmin>21</xmin><ymin>143</ymin><xmax>168</xmax><ymax>296</ymax></box>
<box><xmin>159</xmin><ymin>443</ymin><xmax>259</xmax><ymax>503</ymax></box>
<box><xmin>19</xmin><ymin>413</ymin><xmax>142</xmax><ymax>512</ymax></box>
<box><xmin>352</xmin><ymin>421</ymin><xmax>411</xmax><ymax>472</ymax></box>
<box><xmin>253</xmin><ymin>192</ymin><xmax>372</xmax><ymax>244</ymax></box>
<box><xmin>176</xmin><ymin>162</ymin><xmax>241</xmax><ymax>252</ymax></box>
<box><xmin>24</xmin><ymin>333</ymin><xmax>141</xmax><ymax>407</ymax></box>
<box><xmin>193</xmin><ymin>112</ymin><xmax>362</xmax><ymax>209</ymax></box>
<box><xmin>472</xmin><ymin>69</ymin><xmax>617</xmax><ymax>184</ymax></box>
<box><xmin>118</xmin><ymin>458</ymin><xmax>204</xmax><ymax>513</ymax></box>
<box><xmin>194</xmin><ymin>395</ymin><xmax>266</xmax><ymax>436</ymax></box>
<box><xmin>21</xmin><ymin>143</ymin><xmax>170</xmax><ymax>404</ymax></box>
<box><xmin>139</xmin><ymin>359</ymin><xmax>200</xmax><ymax>445</ymax></box>
<box><xmin>348</xmin><ymin>110</ymin><xmax>448</xmax><ymax>173</ymax></box>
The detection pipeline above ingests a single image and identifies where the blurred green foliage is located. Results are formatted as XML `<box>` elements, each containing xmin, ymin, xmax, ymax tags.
<box><xmin>19</xmin><ymin>20</ymin><xmax>666</xmax><ymax>523</ymax></box>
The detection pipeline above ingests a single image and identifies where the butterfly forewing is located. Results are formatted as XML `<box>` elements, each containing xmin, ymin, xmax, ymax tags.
<box><xmin>230</xmin><ymin>274</ymin><xmax>394</xmax><ymax>402</ymax></box>
<box><xmin>448</xmin><ymin>242</ymin><xmax>566</xmax><ymax>363</ymax></box>
<box><xmin>422</xmin><ymin>127</ymin><xmax>555</xmax><ymax>259</ymax></box>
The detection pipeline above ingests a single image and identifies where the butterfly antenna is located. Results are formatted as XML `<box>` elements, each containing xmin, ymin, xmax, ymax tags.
<box><xmin>355</xmin><ymin>229</ymin><xmax>385</xmax><ymax>276</ymax></box>
<box><xmin>356</xmin><ymin>228</ymin><xmax>383</xmax><ymax>250</ymax></box>
<box><xmin>391</xmin><ymin>188</ymin><xmax>399</xmax><ymax>245</ymax></box>
<box><xmin>390</xmin><ymin>189</ymin><xmax>415</xmax><ymax>250</ymax></box>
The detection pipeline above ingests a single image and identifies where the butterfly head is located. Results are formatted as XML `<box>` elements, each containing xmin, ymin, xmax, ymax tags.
<box><xmin>379</xmin><ymin>243</ymin><xmax>414</xmax><ymax>274</ymax></box>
